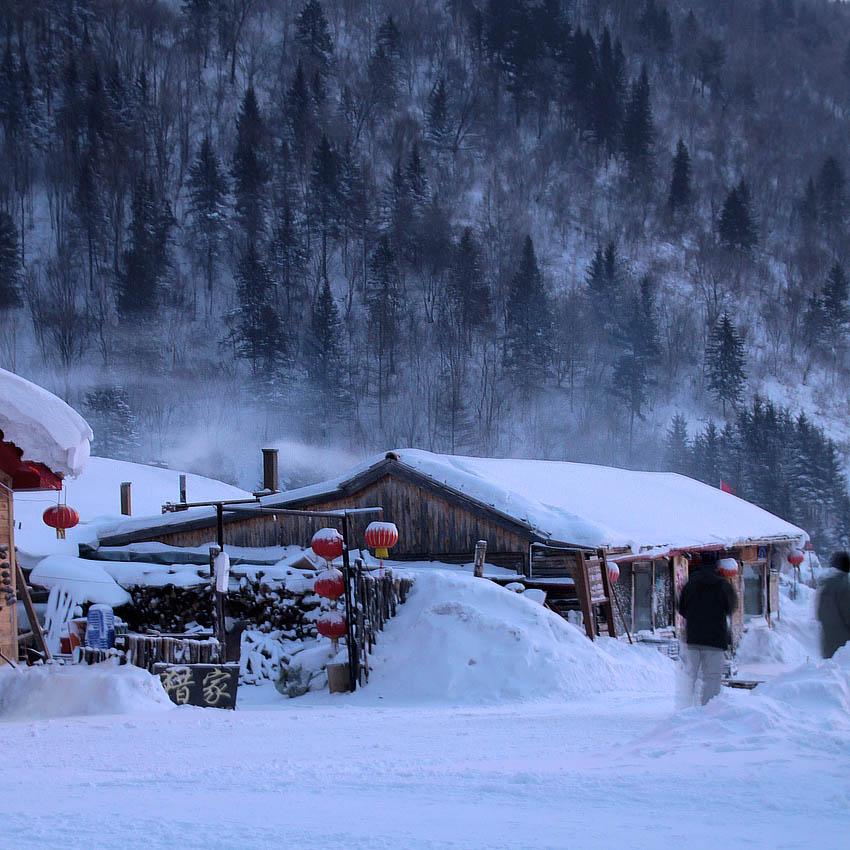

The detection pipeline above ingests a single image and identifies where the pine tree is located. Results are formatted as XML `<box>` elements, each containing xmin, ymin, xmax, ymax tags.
<box><xmin>503</xmin><ymin>235</ymin><xmax>551</xmax><ymax>390</ymax></box>
<box><xmin>308</xmin><ymin>134</ymin><xmax>340</xmax><ymax>282</ymax></box>
<box><xmin>427</xmin><ymin>77</ymin><xmax>449</xmax><ymax>149</ymax></box>
<box><xmin>611</xmin><ymin>275</ymin><xmax>660</xmax><ymax>455</ymax></box>
<box><xmin>73</xmin><ymin>148</ymin><xmax>105</xmax><ymax>293</ymax></box>
<box><xmin>816</xmin><ymin>155</ymin><xmax>846</xmax><ymax>230</ymax></box>
<box><xmin>705</xmin><ymin>313</ymin><xmax>747</xmax><ymax>415</ymax></box>
<box><xmin>366</xmin><ymin>235</ymin><xmax>402</xmax><ymax>427</ymax></box>
<box><xmin>116</xmin><ymin>177</ymin><xmax>175</xmax><ymax>318</ymax></box>
<box><xmin>187</xmin><ymin>135</ymin><xmax>228</xmax><ymax>301</ymax></box>
<box><xmin>664</xmin><ymin>414</ymin><xmax>691</xmax><ymax>475</ymax></box>
<box><xmin>668</xmin><ymin>138</ymin><xmax>691</xmax><ymax>213</ymax></box>
<box><xmin>692</xmin><ymin>420</ymin><xmax>722</xmax><ymax>487</ymax></box>
<box><xmin>286</xmin><ymin>62</ymin><xmax>314</xmax><ymax>165</ymax></box>
<box><xmin>585</xmin><ymin>241</ymin><xmax>621</xmax><ymax>330</ymax></box>
<box><xmin>232</xmin><ymin>86</ymin><xmax>268</xmax><ymax>245</ymax></box>
<box><xmin>269</xmin><ymin>158</ymin><xmax>308</xmax><ymax>314</ymax></box>
<box><xmin>822</xmin><ymin>261</ymin><xmax>849</xmax><ymax>340</ymax></box>
<box><xmin>83</xmin><ymin>386</ymin><xmax>140</xmax><ymax>461</ymax></box>
<box><xmin>234</xmin><ymin>242</ymin><xmax>284</xmax><ymax>374</ymax></box>
<box><xmin>592</xmin><ymin>28</ymin><xmax>626</xmax><ymax>154</ymax></box>
<box><xmin>306</xmin><ymin>276</ymin><xmax>345</xmax><ymax>389</ymax></box>
<box><xmin>0</xmin><ymin>211</ymin><xmax>21</xmax><ymax>310</ymax></box>
<box><xmin>718</xmin><ymin>179</ymin><xmax>756</xmax><ymax>250</ymax></box>
<box><xmin>621</xmin><ymin>65</ymin><xmax>654</xmax><ymax>175</ymax></box>
<box><xmin>447</xmin><ymin>227</ymin><xmax>490</xmax><ymax>345</ymax></box>
<box><xmin>295</xmin><ymin>0</ymin><xmax>333</xmax><ymax>76</ymax></box>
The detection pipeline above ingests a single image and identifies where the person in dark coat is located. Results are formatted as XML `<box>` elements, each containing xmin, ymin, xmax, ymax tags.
<box><xmin>677</xmin><ymin>556</ymin><xmax>738</xmax><ymax>707</ymax></box>
<box><xmin>816</xmin><ymin>551</ymin><xmax>850</xmax><ymax>659</ymax></box>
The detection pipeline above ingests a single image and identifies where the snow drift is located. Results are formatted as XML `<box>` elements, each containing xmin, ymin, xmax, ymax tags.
<box><xmin>357</xmin><ymin>569</ymin><xmax>674</xmax><ymax>704</ymax></box>
<box><xmin>0</xmin><ymin>663</ymin><xmax>174</xmax><ymax>719</ymax></box>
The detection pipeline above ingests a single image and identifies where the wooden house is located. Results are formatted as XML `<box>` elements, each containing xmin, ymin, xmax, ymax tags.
<box><xmin>94</xmin><ymin>449</ymin><xmax>807</xmax><ymax>644</ymax></box>
<box><xmin>0</xmin><ymin>368</ymin><xmax>93</xmax><ymax>665</ymax></box>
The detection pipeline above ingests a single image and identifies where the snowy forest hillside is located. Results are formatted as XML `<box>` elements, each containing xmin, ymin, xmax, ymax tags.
<box><xmin>1</xmin><ymin>0</ymin><xmax>850</xmax><ymax>549</ymax></box>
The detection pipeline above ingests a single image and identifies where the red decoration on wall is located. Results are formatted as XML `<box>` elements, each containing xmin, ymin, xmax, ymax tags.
<box><xmin>607</xmin><ymin>562</ymin><xmax>620</xmax><ymax>583</ymax></box>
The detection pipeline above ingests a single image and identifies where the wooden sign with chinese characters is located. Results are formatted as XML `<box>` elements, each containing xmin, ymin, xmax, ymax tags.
<box><xmin>153</xmin><ymin>663</ymin><xmax>239</xmax><ymax>710</ymax></box>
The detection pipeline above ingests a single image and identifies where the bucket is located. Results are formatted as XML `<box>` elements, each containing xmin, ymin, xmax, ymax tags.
<box><xmin>326</xmin><ymin>662</ymin><xmax>350</xmax><ymax>694</ymax></box>
<box><xmin>68</xmin><ymin>619</ymin><xmax>87</xmax><ymax>651</ymax></box>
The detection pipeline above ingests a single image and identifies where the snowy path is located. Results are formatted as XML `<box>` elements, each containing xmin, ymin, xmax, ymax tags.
<box><xmin>6</xmin><ymin>690</ymin><xmax>846</xmax><ymax>850</ymax></box>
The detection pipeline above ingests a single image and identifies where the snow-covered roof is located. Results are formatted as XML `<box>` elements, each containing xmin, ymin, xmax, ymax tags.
<box><xmin>96</xmin><ymin>448</ymin><xmax>807</xmax><ymax>555</ymax></box>
<box><xmin>282</xmin><ymin>449</ymin><xmax>807</xmax><ymax>553</ymax></box>
<box><xmin>0</xmin><ymin>368</ymin><xmax>93</xmax><ymax>478</ymax></box>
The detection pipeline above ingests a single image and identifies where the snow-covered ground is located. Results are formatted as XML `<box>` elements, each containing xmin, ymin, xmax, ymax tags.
<box><xmin>2</xmin><ymin>459</ymin><xmax>848</xmax><ymax>849</ymax></box>
<box><xmin>2</xmin><ymin>565</ymin><xmax>849</xmax><ymax>849</ymax></box>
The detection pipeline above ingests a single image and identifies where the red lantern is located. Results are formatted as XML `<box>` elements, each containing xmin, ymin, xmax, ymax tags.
<box><xmin>316</xmin><ymin>610</ymin><xmax>347</xmax><ymax>640</ymax></box>
<box><xmin>311</xmin><ymin>527</ymin><xmax>344</xmax><ymax>563</ymax></box>
<box><xmin>43</xmin><ymin>504</ymin><xmax>79</xmax><ymax>540</ymax></box>
<box><xmin>607</xmin><ymin>562</ymin><xmax>620</xmax><ymax>583</ymax></box>
<box><xmin>314</xmin><ymin>568</ymin><xmax>345</xmax><ymax>601</ymax></box>
<box><xmin>717</xmin><ymin>558</ymin><xmax>738</xmax><ymax>578</ymax></box>
<box><xmin>364</xmin><ymin>521</ymin><xmax>398</xmax><ymax>559</ymax></box>
<box><xmin>787</xmin><ymin>548</ymin><xmax>804</xmax><ymax>566</ymax></box>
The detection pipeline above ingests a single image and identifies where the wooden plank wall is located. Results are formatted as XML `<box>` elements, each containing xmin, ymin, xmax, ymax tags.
<box><xmin>144</xmin><ymin>474</ymin><xmax>531</xmax><ymax>570</ymax></box>
<box><xmin>0</xmin><ymin>471</ymin><xmax>17</xmax><ymax>664</ymax></box>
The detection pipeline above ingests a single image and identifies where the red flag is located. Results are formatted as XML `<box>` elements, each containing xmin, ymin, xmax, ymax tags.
<box><xmin>720</xmin><ymin>480</ymin><xmax>735</xmax><ymax>495</ymax></box>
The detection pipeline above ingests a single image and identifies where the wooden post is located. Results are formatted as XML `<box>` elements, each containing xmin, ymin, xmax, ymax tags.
<box><xmin>209</xmin><ymin>544</ymin><xmax>223</xmax><ymax>661</ymax></box>
<box><xmin>574</xmin><ymin>552</ymin><xmax>596</xmax><ymax>640</ymax></box>
<box><xmin>179</xmin><ymin>474</ymin><xmax>187</xmax><ymax>504</ymax></box>
<box><xmin>15</xmin><ymin>562</ymin><xmax>50</xmax><ymax>662</ymax></box>
<box><xmin>262</xmin><ymin>448</ymin><xmax>279</xmax><ymax>493</ymax></box>
<box><xmin>120</xmin><ymin>482</ymin><xmax>132</xmax><ymax>516</ymax></box>
<box><xmin>473</xmin><ymin>540</ymin><xmax>487</xmax><ymax>578</ymax></box>
<box><xmin>599</xmin><ymin>550</ymin><xmax>618</xmax><ymax>639</ymax></box>
<box><xmin>341</xmin><ymin>513</ymin><xmax>357</xmax><ymax>692</ymax></box>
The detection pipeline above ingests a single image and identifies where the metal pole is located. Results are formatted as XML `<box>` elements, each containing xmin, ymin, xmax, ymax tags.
<box><xmin>340</xmin><ymin>512</ymin><xmax>357</xmax><ymax>692</ymax></box>
<box><xmin>216</xmin><ymin>503</ymin><xmax>224</xmax><ymax>550</ymax></box>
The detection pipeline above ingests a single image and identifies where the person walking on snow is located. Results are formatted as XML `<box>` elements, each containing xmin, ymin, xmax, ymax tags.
<box><xmin>816</xmin><ymin>551</ymin><xmax>850</xmax><ymax>659</ymax></box>
<box><xmin>677</xmin><ymin>555</ymin><xmax>738</xmax><ymax>707</ymax></box>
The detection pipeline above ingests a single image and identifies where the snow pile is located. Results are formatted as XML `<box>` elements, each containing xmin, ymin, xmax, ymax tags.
<box><xmin>736</xmin><ymin>581</ymin><xmax>820</xmax><ymax>669</ymax></box>
<box><xmin>627</xmin><ymin>646</ymin><xmax>850</xmax><ymax>761</ymax></box>
<box><xmin>0</xmin><ymin>367</ymin><xmax>92</xmax><ymax>478</ymax></box>
<box><xmin>0</xmin><ymin>663</ymin><xmax>174</xmax><ymax>719</ymax></box>
<box><xmin>357</xmin><ymin>569</ymin><xmax>674</xmax><ymax>704</ymax></box>
<box><xmin>30</xmin><ymin>555</ymin><xmax>132</xmax><ymax>607</ymax></box>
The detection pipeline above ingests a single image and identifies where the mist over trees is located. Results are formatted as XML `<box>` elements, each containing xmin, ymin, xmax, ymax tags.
<box><xmin>2</xmin><ymin>0</ymin><xmax>850</xmax><ymax>549</ymax></box>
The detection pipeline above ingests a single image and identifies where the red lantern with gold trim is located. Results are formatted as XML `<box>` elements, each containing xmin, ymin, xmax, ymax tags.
<box><xmin>717</xmin><ymin>558</ymin><xmax>739</xmax><ymax>578</ymax></box>
<box><xmin>364</xmin><ymin>521</ymin><xmax>398</xmax><ymax>559</ymax></box>
<box><xmin>43</xmin><ymin>504</ymin><xmax>79</xmax><ymax>540</ymax></box>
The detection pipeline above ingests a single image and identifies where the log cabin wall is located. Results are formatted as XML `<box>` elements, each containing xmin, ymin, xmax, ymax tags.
<box><xmin>0</xmin><ymin>471</ymin><xmax>17</xmax><ymax>664</ymax></box>
<box><xmin>140</xmin><ymin>474</ymin><xmax>532</xmax><ymax>572</ymax></box>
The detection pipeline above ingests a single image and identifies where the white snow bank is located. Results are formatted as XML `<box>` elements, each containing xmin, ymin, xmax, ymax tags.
<box><xmin>354</xmin><ymin>569</ymin><xmax>674</xmax><ymax>705</ymax></box>
<box><xmin>29</xmin><ymin>555</ymin><xmax>132</xmax><ymax>607</ymax></box>
<box><xmin>736</xmin><ymin>582</ymin><xmax>820</xmax><ymax>670</ymax></box>
<box><xmin>0</xmin><ymin>663</ymin><xmax>173</xmax><ymax>719</ymax></box>
<box><xmin>627</xmin><ymin>645</ymin><xmax>850</xmax><ymax>761</ymax></box>
<box><xmin>0</xmin><ymin>367</ymin><xmax>92</xmax><ymax>478</ymax></box>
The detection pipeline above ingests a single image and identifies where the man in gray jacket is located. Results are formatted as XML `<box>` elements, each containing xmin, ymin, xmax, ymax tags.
<box><xmin>817</xmin><ymin>551</ymin><xmax>850</xmax><ymax>659</ymax></box>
